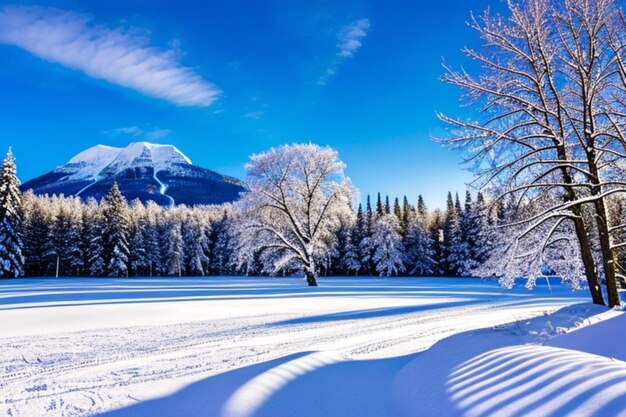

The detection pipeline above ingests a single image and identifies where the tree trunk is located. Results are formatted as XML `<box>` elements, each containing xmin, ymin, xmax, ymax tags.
<box><xmin>572</xmin><ymin>213</ymin><xmax>606</xmax><ymax>306</ymax></box>
<box><xmin>593</xmin><ymin>199</ymin><xmax>621</xmax><ymax>307</ymax></box>
<box><xmin>305</xmin><ymin>269</ymin><xmax>318</xmax><ymax>287</ymax></box>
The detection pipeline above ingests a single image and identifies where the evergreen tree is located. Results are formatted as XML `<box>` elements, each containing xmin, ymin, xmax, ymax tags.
<box><xmin>443</xmin><ymin>192</ymin><xmax>463</xmax><ymax>276</ymax></box>
<box><xmin>376</xmin><ymin>193</ymin><xmax>384</xmax><ymax>217</ymax></box>
<box><xmin>101</xmin><ymin>182</ymin><xmax>131</xmax><ymax>277</ymax></box>
<box><xmin>45</xmin><ymin>198</ymin><xmax>83</xmax><ymax>276</ymax></box>
<box><xmin>393</xmin><ymin>197</ymin><xmax>402</xmax><ymax>221</ymax></box>
<box><xmin>83</xmin><ymin>198</ymin><xmax>106</xmax><ymax>277</ymax></box>
<box><xmin>128</xmin><ymin>200</ymin><xmax>150</xmax><ymax>276</ymax></box>
<box><xmin>22</xmin><ymin>192</ymin><xmax>51</xmax><ymax>276</ymax></box>
<box><xmin>0</xmin><ymin>149</ymin><xmax>24</xmax><ymax>278</ymax></box>
<box><xmin>182</xmin><ymin>211</ymin><xmax>209</xmax><ymax>276</ymax></box>
<box><xmin>144</xmin><ymin>201</ymin><xmax>164</xmax><ymax>276</ymax></box>
<box><xmin>359</xmin><ymin>195</ymin><xmax>376</xmax><ymax>275</ymax></box>
<box><xmin>163</xmin><ymin>212</ymin><xmax>183</xmax><ymax>276</ymax></box>
<box><xmin>429</xmin><ymin>209</ymin><xmax>445</xmax><ymax>275</ymax></box>
<box><xmin>400</xmin><ymin>196</ymin><xmax>412</xmax><ymax>237</ymax></box>
<box><xmin>417</xmin><ymin>195</ymin><xmax>428</xmax><ymax>218</ymax></box>
<box><xmin>343</xmin><ymin>203</ymin><xmax>364</xmax><ymax>275</ymax></box>
<box><xmin>372</xmin><ymin>213</ymin><xmax>404</xmax><ymax>276</ymax></box>
<box><xmin>405</xmin><ymin>204</ymin><xmax>435</xmax><ymax>276</ymax></box>
<box><xmin>210</xmin><ymin>211</ymin><xmax>234</xmax><ymax>275</ymax></box>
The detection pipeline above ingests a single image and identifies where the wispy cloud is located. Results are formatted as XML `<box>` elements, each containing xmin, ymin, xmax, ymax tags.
<box><xmin>0</xmin><ymin>5</ymin><xmax>220</xmax><ymax>107</ymax></box>
<box><xmin>244</xmin><ymin>111</ymin><xmax>265</xmax><ymax>120</ymax></box>
<box><xmin>103</xmin><ymin>126</ymin><xmax>172</xmax><ymax>141</ymax></box>
<box><xmin>319</xmin><ymin>18</ymin><xmax>370</xmax><ymax>86</ymax></box>
<box><xmin>337</xmin><ymin>19</ymin><xmax>370</xmax><ymax>58</ymax></box>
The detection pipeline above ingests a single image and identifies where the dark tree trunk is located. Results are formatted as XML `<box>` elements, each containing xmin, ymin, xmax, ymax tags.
<box><xmin>593</xmin><ymin>199</ymin><xmax>621</xmax><ymax>307</ymax></box>
<box><xmin>305</xmin><ymin>270</ymin><xmax>318</xmax><ymax>287</ymax></box>
<box><xmin>572</xmin><ymin>213</ymin><xmax>606</xmax><ymax>306</ymax></box>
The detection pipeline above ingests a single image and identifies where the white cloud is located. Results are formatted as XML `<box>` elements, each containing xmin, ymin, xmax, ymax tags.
<box><xmin>319</xmin><ymin>18</ymin><xmax>370</xmax><ymax>86</ymax></box>
<box><xmin>244</xmin><ymin>111</ymin><xmax>264</xmax><ymax>120</ymax></box>
<box><xmin>103</xmin><ymin>126</ymin><xmax>172</xmax><ymax>140</ymax></box>
<box><xmin>0</xmin><ymin>5</ymin><xmax>220</xmax><ymax>106</ymax></box>
<box><xmin>337</xmin><ymin>19</ymin><xmax>370</xmax><ymax>58</ymax></box>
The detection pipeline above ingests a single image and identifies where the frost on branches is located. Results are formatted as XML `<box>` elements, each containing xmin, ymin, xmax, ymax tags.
<box><xmin>0</xmin><ymin>148</ymin><xmax>24</xmax><ymax>278</ymax></box>
<box><xmin>236</xmin><ymin>144</ymin><xmax>357</xmax><ymax>286</ymax></box>
<box><xmin>440</xmin><ymin>0</ymin><xmax>626</xmax><ymax>306</ymax></box>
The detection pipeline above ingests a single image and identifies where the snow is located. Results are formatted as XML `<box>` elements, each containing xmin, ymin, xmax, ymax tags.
<box><xmin>60</xmin><ymin>142</ymin><xmax>192</xmax><ymax>181</ymax></box>
<box><xmin>153</xmin><ymin>170</ymin><xmax>175</xmax><ymax>207</ymax></box>
<box><xmin>0</xmin><ymin>277</ymin><xmax>623</xmax><ymax>417</ymax></box>
<box><xmin>66</xmin><ymin>144</ymin><xmax>121</xmax><ymax>181</ymax></box>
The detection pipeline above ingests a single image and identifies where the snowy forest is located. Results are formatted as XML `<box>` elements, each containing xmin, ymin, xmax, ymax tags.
<box><xmin>2</xmin><ymin>0</ymin><xmax>626</xmax><ymax>310</ymax></box>
<box><xmin>1</xmin><ymin>147</ymin><xmax>497</xmax><ymax>281</ymax></box>
<box><xmin>2</xmin><ymin>141</ymin><xmax>626</xmax><ymax>304</ymax></box>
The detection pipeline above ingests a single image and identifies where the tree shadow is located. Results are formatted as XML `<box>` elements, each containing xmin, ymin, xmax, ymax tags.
<box><xmin>94</xmin><ymin>303</ymin><xmax>619</xmax><ymax>417</ymax></box>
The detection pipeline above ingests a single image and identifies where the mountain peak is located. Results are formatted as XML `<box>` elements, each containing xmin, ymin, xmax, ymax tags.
<box><xmin>22</xmin><ymin>142</ymin><xmax>245</xmax><ymax>207</ymax></box>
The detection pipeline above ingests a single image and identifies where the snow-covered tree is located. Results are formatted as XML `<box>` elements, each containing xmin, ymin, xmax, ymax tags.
<box><xmin>342</xmin><ymin>203</ymin><xmax>364</xmax><ymax>275</ymax></box>
<box><xmin>358</xmin><ymin>195</ymin><xmax>376</xmax><ymax>275</ymax></box>
<box><xmin>144</xmin><ymin>201</ymin><xmax>164</xmax><ymax>276</ymax></box>
<box><xmin>83</xmin><ymin>198</ymin><xmax>106</xmax><ymax>276</ymax></box>
<box><xmin>209</xmin><ymin>211</ymin><xmax>235</xmax><ymax>275</ymax></box>
<box><xmin>404</xmin><ymin>206</ymin><xmax>435</xmax><ymax>276</ymax></box>
<box><xmin>441</xmin><ymin>192</ymin><xmax>462</xmax><ymax>276</ymax></box>
<box><xmin>372</xmin><ymin>213</ymin><xmax>404</xmax><ymax>276</ymax></box>
<box><xmin>101</xmin><ymin>182</ymin><xmax>131</xmax><ymax>277</ymax></box>
<box><xmin>0</xmin><ymin>148</ymin><xmax>24</xmax><ymax>278</ymax></box>
<box><xmin>439</xmin><ymin>0</ymin><xmax>626</xmax><ymax>305</ymax></box>
<box><xmin>22</xmin><ymin>192</ymin><xmax>51</xmax><ymax>276</ymax></box>
<box><xmin>45</xmin><ymin>196</ymin><xmax>83</xmax><ymax>276</ymax></box>
<box><xmin>163</xmin><ymin>211</ymin><xmax>183</xmax><ymax>276</ymax></box>
<box><xmin>182</xmin><ymin>210</ymin><xmax>209</xmax><ymax>276</ymax></box>
<box><xmin>237</xmin><ymin>144</ymin><xmax>356</xmax><ymax>286</ymax></box>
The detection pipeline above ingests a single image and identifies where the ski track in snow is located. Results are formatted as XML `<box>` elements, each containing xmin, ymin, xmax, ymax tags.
<box><xmin>75</xmin><ymin>178</ymin><xmax>98</xmax><ymax>197</ymax></box>
<box><xmin>153</xmin><ymin>171</ymin><xmax>175</xmax><ymax>207</ymax></box>
<box><xmin>0</xmin><ymin>277</ymin><xmax>594</xmax><ymax>417</ymax></box>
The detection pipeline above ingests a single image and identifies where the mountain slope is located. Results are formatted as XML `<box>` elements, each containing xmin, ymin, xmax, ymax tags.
<box><xmin>21</xmin><ymin>142</ymin><xmax>246</xmax><ymax>206</ymax></box>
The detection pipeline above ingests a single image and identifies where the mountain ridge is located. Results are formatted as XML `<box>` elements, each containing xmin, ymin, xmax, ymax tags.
<box><xmin>21</xmin><ymin>142</ymin><xmax>246</xmax><ymax>207</ymax></box>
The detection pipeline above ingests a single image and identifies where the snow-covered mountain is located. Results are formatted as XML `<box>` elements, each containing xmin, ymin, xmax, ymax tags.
<box><xmin>21</xmin><ymin>142</ymin><xmax>246</xmax><ymax>206</ymax></box>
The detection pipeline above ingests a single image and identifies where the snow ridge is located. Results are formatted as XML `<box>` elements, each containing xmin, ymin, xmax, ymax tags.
<box><xmin>60</xmin><ymin>142</ymin><xmax>192</xmax><ymax>181</ymax></box>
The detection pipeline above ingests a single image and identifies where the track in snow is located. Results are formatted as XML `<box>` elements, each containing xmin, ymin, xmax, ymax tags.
<box><xmin>0</xmin><ymin>277</ymin><xmax>588</xmax><ymax>417</ymax></box>
<box><xmin>153</xmin><ymin>171</ymin><xmax>175</xmax><ymax>207</ymax></box>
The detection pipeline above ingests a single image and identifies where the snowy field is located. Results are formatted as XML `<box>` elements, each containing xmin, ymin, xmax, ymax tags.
<box><xmin>0</xmin><ymin>277</ymin><xmax>624</xmax><ymax>417</ymax></box>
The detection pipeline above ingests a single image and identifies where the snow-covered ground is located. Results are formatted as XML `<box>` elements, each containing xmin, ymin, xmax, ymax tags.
<box><xmin>0</xmin><ymin>277</ymin><xmax>623</xmax><ymax>417</ymax></box>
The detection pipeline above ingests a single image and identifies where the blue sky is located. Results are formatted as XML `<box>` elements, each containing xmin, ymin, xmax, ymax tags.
<box><xmin>0</xmin><ymin>0</ymin><xmax>499</xmax><ymax>208</ymax></box>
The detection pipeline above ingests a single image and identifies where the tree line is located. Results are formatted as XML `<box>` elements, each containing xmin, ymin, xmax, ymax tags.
<box><xmin>0</xmin><ymin>148</ymin><xmax>498</xmax><ymax>281</ymax></box>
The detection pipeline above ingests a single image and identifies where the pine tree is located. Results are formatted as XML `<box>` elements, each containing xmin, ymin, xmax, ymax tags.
<box><xmin>343</xmin><ymin>203</ymin><xmax>364</xmax><ymax>275</ymax></box>
<box><xmin>101</xmin><ymin>182</ymin><xmax>131</xmax><ymax>277</ymax></box>
<box><xmin>45</xmin><ymin>197</ymin><xmax>83</xmax><ymax>276</ymax></box>
<box><xmin>400</xmin><ymin>196</ymin><xmax>412</xmax><ymax>237</ymax></box>
<box><xmin>0</xmin><ymin>148</ymin><xmax>24</xmax><ymax>278</ymax></box>
<box><xmin>429</xmin><ymin>209</ymin><xmax>445</xmax><ymax>275</ymax></box>
<box><xmin>405</xmin><ymin>203</ymin><xmax>435</xmax><ymax>276</ymax></box>
<box><xmin>144</xmin><ymin>201</ymin><xmax>164</xmax><ymax>276</ymax></box>
<box><xmin>182</xmin><ymin>210</ymin><xmax>209</xmax><ymax>276</ymax></box>
<box><xmin>128</xmin><ymin>200</ymin><xmax>150</xmax><ymax>276</ymax></box>
<box><xmin>372</xmin><ymin>213</ymin><xmax>404</xmax><ymax>276</ymax></box>
<box><xmin>417</xmin><ymin>195</ymin><xmax>428</xmax><ymax>218</ymax></box>
<box><xmin>360</xmin><ymin>195</ymin><xmax>376</xmax><ymax>275</ymax></box>
<box><xmin>376</xmin><ymin>193</ymin><xmax>384</xmax><ymax>217</ymax></box>
<box><xmin>443</xmin><ymin>192</ymin><xmax>463</xmax><ymax>276</ymax></box>
<box><xmin>22</xmin><ymin>192</ymin><xmax>51</xmax><ymax>276</ymax></box>
<box><xmin>210</xmin><ymin>211</ymin><xmax>234</xmax><ymax>275</ymax></box>
<box><xmin>163</xmin><ymin>212</ymin><xmax>183</xmax><ymax>276</ymax></box>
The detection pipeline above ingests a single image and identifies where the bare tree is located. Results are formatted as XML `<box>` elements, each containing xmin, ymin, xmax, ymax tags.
<box><xmin>440</xmin><ymin>0</ymin><xmax>626</xmax><ymax>306</ymax></box>
<box><xmin>236</xmin><ymin>144</ymin><xmax>356</xmax><ymax>286</ymax></box>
